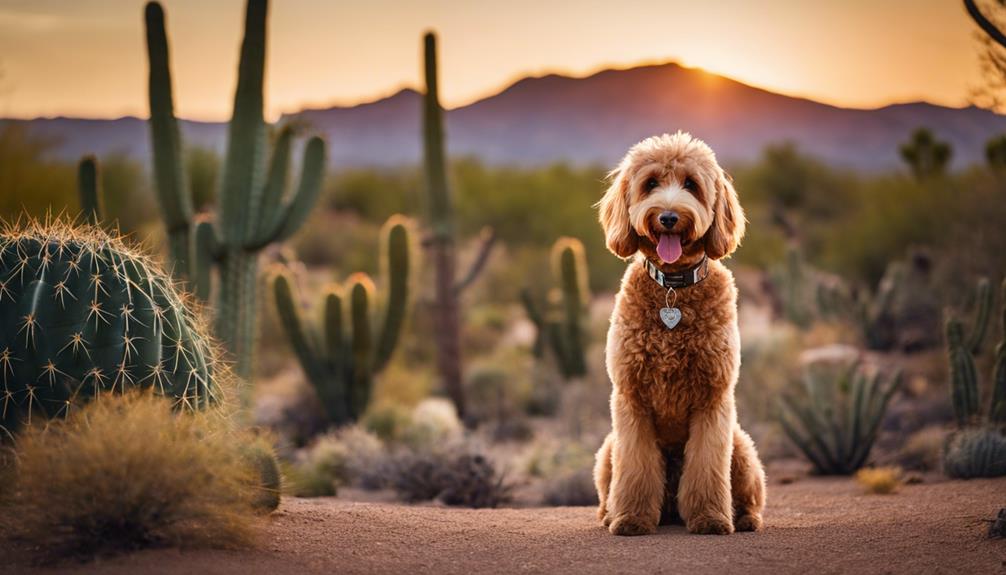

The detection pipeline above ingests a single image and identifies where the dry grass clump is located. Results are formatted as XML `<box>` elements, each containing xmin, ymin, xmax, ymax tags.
<box><xmin>855</xmin><ymin>466</ymin><xmax>903</xmax><ymax>495</ymax></box>
<box><xmin>2</xmin><ymin>392</ymin><xmax>260</xmax><ymax>560</ymax></box>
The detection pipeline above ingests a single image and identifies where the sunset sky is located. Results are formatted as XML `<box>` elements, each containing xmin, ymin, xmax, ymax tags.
<box><xmin>0</xmin><ymin>0</ymin><xmax>990</xmax><ymax>121</ymax></box>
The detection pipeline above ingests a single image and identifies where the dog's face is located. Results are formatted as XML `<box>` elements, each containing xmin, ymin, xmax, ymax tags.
<box><xmin>597</xmin><ymin>132</ymin><xmax>745</xmax><ymax>265</ymax></box>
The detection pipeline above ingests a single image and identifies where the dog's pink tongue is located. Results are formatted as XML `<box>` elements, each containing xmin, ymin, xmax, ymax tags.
<box><xmin>657</xmin><ymin>234</ymin><xmax>682</xmax><ymax>264</ymax></box>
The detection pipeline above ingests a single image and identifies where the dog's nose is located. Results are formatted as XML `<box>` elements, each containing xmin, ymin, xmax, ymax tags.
<box><xmin>658</xmin><ymin>211</ymin><xmax>679</xmax><ymax>229</ymax></box>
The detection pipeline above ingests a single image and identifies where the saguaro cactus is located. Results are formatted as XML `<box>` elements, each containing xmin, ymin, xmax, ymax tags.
<box><xmin>521</xmin><ymin>237</ymin><xmax>590</xmax><ymax>380</ymax></box>
<box><xmin>0</xmin><ymin>219</ymin><xmax>220</xmax><ymax>433</ymax></box>
<box><xmin>422</xmin><ymin>32</ymin><xmax>466</xmax><ymax>420</ymax></box>
<box><xmin>144</xmin><ymin>0</ymin><xmax>326</xmax><ymax>386</ymax></box>
<box><xmin>272</xmin><ymin>217</ymin><xmax>411</xmax><ymax>426</ymax></box>
<box><xmin>942</xmin><ymin>277</ymin><xmax>1006</xmax><ymax>478</ymax></box>
<box><xmin>986</xmin><ymin>134</ymin><xmax>1006</xmax><ymax>170</ymax></box>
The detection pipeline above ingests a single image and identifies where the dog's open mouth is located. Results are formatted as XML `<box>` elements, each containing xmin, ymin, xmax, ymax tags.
<box><xmin>656</xmin><ymin>233</ymin><xmax>682</xmax><ymax>264</ymax></box>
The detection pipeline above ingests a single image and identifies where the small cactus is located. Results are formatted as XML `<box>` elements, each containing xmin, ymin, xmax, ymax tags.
<box><xmin>76</xmin><ymin>157</ymin><xmax>101</xmax><ymax>226</ymax></box>
<box><xmin>0</xmin><ymin>218</ymin><xmax>219</xmax><ymax>433</ymax></box>
<box><xmin>778</xmin><ymin>361</ymin><xmax>901</xmax><ymax>475</ymax></box>
<box><xmin>943</xmin><ymin>428</ymin><xmax>1006</xmax><ymax>479</ymax></box>
<box><xmin>521</xmin><ymin>237</ymin><xmax>590</xmax><ymax>380</ymax></box>
<box><xmin>942</xmin><ymin>278</ymin><xmax>1006</xmax><ymax>478</ymax></box>
<box><xmin>272</xmin><ymin>217</ymin><xmax>411</xmax><ymax>426</ymax></box>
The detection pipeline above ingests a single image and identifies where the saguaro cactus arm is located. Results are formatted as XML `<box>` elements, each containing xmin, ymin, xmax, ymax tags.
<box><xmin>144</xmin><ymin>1</ymin><xmax>194</xmax><ymax>278</ymax></box>
<box><xmin>250</xmin><ymin>134</ymin><xmax>327</xmax><ymax>249</ymax></box>
<box><xmin>374</xmin><ymin>218</ymin><xmax>411</xmax><ymax>371</ymax></box>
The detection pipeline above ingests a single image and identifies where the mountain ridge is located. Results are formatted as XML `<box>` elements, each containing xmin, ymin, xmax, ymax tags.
<box><xmin>6</xmin><ymin>61</ymin><xmax>1005</xmax><ymax>171</ymax></box>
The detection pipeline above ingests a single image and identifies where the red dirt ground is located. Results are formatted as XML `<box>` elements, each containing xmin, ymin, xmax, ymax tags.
<box><xmin>6</xmin><ymin>476</ymin><xmax>1005</xmax><ymax>575</ymax></box>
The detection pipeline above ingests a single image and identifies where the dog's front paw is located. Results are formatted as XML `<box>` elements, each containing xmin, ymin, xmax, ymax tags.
<box><xmin>686</xmin><ymin>513</ymin><xmax>733</xmax><ymax>535</ymax></box>
<box><xmin>609</xmin><ymin>514</ymin><xmax>657</xmax><ymax>536</ymax></box>
<box><xmin>601</xmin><ymin>512</ymin><xmax>613</xmax><ymax>527</ymax></box>
<box><xmin>734</xmin><ymin>512</ymin><xmax>763</xmax><ymax>532</ymax></box>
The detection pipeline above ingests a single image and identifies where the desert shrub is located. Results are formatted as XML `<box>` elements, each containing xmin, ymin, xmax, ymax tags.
<box><xmin>437</xmin><ymin>453</ymin><xmax>514</xmax><ymax>508</ymax></box>
<box><xmin>386</xmin><ymin>440</ymin><xmax>513</xmax><ymax>508</ymax></box>
<box><xmin>289</xmin><ymin>425</ymin><xmax>386</xmax><ymax>496</ymax></box>
<box><xmin>1</xmin><ymin>393</ymin><xmax>259</xmax><ymax>559</ymax></box>
<box><xmin>855</xmin><ymin>466</ymin><xmax>903</xmax><ymax>494</ymax></box>
<box><xmin>897</xmin><ymin>426</ymin><xmax>946</xmax><ymax>472</ymax></box>
<box><xmin>778</xmin><ymin>361</ymin><xmax>901</xmax><ymax>475</ymax></box>
<box><xmin>400</xmin><ymin>398</ymin><xmax>462</xmax><ymax>449</ymax></box>
<box><xmin>542</xmin><ymin>468</ymin><xmax>597</xmax><ymax>506</ymax></box>
<box><xmin>362</xmin><ymin>403</ymin><xmax>413</xmax><ymax>443</ymax></box>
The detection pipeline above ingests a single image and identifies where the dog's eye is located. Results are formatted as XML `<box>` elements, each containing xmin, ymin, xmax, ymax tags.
<box><xmin>683</xmin><ymin>177</ymin><xmax>698</xmax><ymax>191</ymax></box>
<box><xmin>645</xmin><ymin>177</ymin><xmax>660</xmax><ymax>191</ymax></box>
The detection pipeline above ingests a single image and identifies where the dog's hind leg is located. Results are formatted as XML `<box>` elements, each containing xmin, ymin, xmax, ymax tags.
<box><xmin>594</xmin><ymin>432</ymin><xmax>614</xmax><ymax>525</ymax></box>
<box><xmin>730</xmin><ymin>425</ymin><xmax>766</xmax><ymax>532</ymax></box>
<box><xmin>607</xmin><ymin>398</ymin><xmax>665</xmax><ymax>536</ymax></box>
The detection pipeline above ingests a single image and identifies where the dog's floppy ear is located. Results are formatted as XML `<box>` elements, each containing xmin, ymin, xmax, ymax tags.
<box><xmin>597</xmin><ymin>163</ymin><xmax>639</xmax><ymax>259</ymax></box>
<box><xmin>704</xmin><ymin>170</ymin><xmax>746</xmax><ymax>260</ymax></box>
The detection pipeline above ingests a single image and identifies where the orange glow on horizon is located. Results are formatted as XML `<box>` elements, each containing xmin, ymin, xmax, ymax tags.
<box><xmin>0</xmin><ymin>0</ymin><xmax>989</xmax><ymax>122</ymax></box>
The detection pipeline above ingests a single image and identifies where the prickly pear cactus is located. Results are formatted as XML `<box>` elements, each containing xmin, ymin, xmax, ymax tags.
<box><xmin>0</xmin><ymin>219</ymin><xmax>219</xmax><ymax>432</ymax></box>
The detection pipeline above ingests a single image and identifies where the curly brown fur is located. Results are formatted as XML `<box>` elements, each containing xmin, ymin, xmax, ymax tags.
<box><xmin>594</xmin><ymin>132</ymin><xmax>766</xmax><ymax>536</ymax></box>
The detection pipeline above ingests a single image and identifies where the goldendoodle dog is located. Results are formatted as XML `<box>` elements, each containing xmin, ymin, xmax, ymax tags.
<box><xmin>593</xmin><ymin>132</ymin><xmax>766</xmax><ymax>536</ymax></box>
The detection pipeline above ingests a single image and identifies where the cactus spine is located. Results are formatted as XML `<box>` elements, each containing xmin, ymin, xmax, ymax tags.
<box><xmin>521</xmin><ymin>237</ymin><xmax>590</xmax><ymax>380</ymax></box>
<box><xmin>778</xmin><ymin>362</ymin><xmax>901</xmax><ymax>475</ymax></box>
<box><xmin>422</xmin><ymin>32</ymin><xmax>466</xmax><ymax>420</ymax></box>
<box><xmin>272</xmin><ymin>218</ymin><xmax>411</xmax><ymax>426</ymax></box>
<box><xmin>943</xmin><ymin>277</ymin><xmax>1006</xmax><ymax>478</ymax></box>
<box><xmin>0</xmin><ymin>219</ymin><xmax>219</xmax><ymax>433</ymax></box>
<box><xmin>144</xmin><ymin>0</ymin><xmax>326</xmax><ymax>387</ymax></box>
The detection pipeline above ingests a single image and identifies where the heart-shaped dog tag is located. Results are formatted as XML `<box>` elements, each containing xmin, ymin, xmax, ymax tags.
<box><xmin>659</xmin><ymin>307</ymin><xmax>681</xmax><ymax>330</ymax></box>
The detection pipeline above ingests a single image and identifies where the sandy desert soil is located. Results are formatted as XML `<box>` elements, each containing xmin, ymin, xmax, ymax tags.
<box><xmin>6</xmin><ymin>476</ymin><xmax>1005</xmax><ymax>575</ymax></box>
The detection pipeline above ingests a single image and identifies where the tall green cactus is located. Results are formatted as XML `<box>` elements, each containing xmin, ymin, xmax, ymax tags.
<box><xmin>943</xmin><ymin>278</ymin><xmax>1006</xmax><ymax>478</ymax></box>
<box><xmin>144</xmin><ymin>0</ymin><xmax>326</xmax><ymax>387</ymax></box>
<box><xmin>272</xmin><ymin>217</ymin><xmax>411</xmax><ymax>426</ymax></box>
<box><xmin>778</xmin><ymin>361</ymin><xmax>901</xmax><ymax>475</ymax></box>
<box><xmin>0</xmin><ymin>219</ymin><xmax>220</xmax><ymax>433</ymax></box>
<box><xmin>521</xmin><ymin>237</ymin><xmax>590</xmax><ymax>380</ymax></box>
<box><xmin>422</xmin><ymin>31</ymin><xmax>466</xmax><ymax>420</ymax></box>
<box><xmin>899</xmin><ymin>127</ymin><xmax>952</xmax><ymax>180</ymax></box>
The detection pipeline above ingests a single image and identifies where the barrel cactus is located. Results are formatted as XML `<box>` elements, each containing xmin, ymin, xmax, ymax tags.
<box><xmin>271</xmin><ymin>217</ymin><xmax>411</xmax><ymax>426</ymax></box>
<box><xmin>942</xmin><ymin>277</ymin><xmax>1006</xmax><ymax>478</ymax></box>
<box><xmin>0</xmin><ymin>219</ymin><xmax>219</xmax><ymax>433</ymax></box>
<box><xmin>521</xmin><ymin>237</ymin><xmax>590</xmax><ymax>380</ymax></box>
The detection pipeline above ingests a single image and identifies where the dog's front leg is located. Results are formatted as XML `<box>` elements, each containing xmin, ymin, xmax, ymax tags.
<box><xmin>606</xmin><ymin>397</ymin><xmax>664</xmax><ymax>536</ymax></box>
<box><xmin>678</xmin><ymin>401</ymin><xmax>735</xmax><ymax>534</ymax></box>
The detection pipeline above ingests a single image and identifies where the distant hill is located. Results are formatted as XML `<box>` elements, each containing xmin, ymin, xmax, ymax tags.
<box><xmin>8</xmin><ymin>62</ymin><xmax>1006</xmax><ymax>171</ymax></box>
